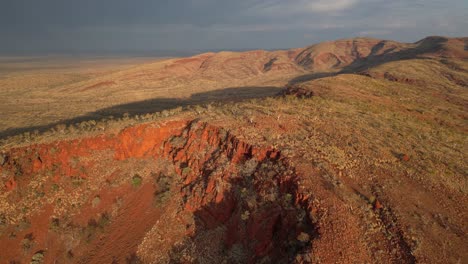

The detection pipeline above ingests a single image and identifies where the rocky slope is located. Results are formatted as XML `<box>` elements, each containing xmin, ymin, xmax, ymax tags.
<box><xmin>0</xmin><ymin>118</ymin><xmax>417</xmax><ymax>263</ymax></box>
<box><xmin>0</xmin><ymin>120</ymin><xmax>321</xmax><ymax>263</ymax></box>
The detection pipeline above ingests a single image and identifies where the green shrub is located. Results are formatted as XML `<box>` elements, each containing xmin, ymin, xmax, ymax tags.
<box><xmin>82</xmin><ymin>213</ymin><xmax>110</xmax><ymax>243</ymax></box>
<box><xmin>31</xmin><ymin>251</ymin><xmax>45</xmax><ymax>264</ymax></box>
<box><xmin>51</xmin><ymin>184</ymin><xmax>59</xmax><ymax>192</ymax></box>
<box><xmin>153</xmin><ymin>175</ymin><xmax>172</xmax><ymax>207</ymax></box>
<box><xmin>71</xmin><ymin>176</ymin><xmax>85</xmax><ymax>187</ymax></box>
<box><xmin>98</xmin><ymin>213</ymin><xmax>110</xmax><ymax>227</ymax></box>
<box><xmin>21</xmin><ymin>233</ymin><xmax>34</xmax><ymax>251</ymax></box>
<box><xmin>49</xmin><ymin>218</ymin><xmax>60</xmax><ymax>231</ymax></box>
<box><xmin>131</xmin><ymin>174</ymin><xmax>143</xmax><ymax>187</ymax></box>
<box><xmin>182</xmin><ymin>167</ymin><xmax>191</xmax><ymax>175</ymax></box>
<box><xmin>92</xmin><ymin>196</ymin><xmax>101</xmax><ymax>207</ymax></box>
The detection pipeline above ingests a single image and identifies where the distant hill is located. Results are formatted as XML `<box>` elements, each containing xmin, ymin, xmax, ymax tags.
<box><xmin>60</xmin><ymin>36</ymin><xmax>467</xmax><ymax>93</ymax></box>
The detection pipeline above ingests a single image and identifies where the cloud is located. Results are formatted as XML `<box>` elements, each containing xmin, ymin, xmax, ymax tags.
<box><xmin>358</xmin><ymin>30</ymin><xmax>392</xmax><ymax>36</ymax></box>
<box><xmin>203</xmin><ymin>21</ymin><xmax>347</xmax><ymax>33</ymax></box>
<box><xmin>248</xmin><ymin>0</ymin><xmax>362</xmax><ymax>16</ymax></box>
<box><xmin>1</xmin><ymin>0</ymin><xmax>467</xmax><ymax>52</ymax></box>
<box><xmin>307</xmin><ymin>0</ymin><xmax>359</xmax><ymax>12</ymax></box>
<box><xmin>208</xmin><ymin>23</ymin><xmax>290</xmax><ymax>32</ymax></box>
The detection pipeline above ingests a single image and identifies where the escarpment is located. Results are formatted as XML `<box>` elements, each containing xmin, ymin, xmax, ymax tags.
<box><xmin>0</xmin><ymin>119</ymin><xmax>323</xmax><ymax>263</ymax></box>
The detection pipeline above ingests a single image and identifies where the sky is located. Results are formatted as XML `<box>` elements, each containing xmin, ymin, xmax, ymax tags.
<box><xmin>1</xmin><ymin>0</ymin><xmax>467</xmax><ymax>54</ymax></box>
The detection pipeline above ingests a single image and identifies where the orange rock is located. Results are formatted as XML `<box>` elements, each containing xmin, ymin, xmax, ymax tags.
<box><xmin>4</xmin><ymin>178</ymin><xmax>17</xmax><ymax>191</ymax></box>
<box><xmin>32</xmin><ymin>157</ymin><xmax>43</xmax><ymax>173</ymax></box>
<box><xmin>374</xmin><ymin>200</ymin><xmax>383</xmax><ymax>210</ymax></box>
<box><xmin>402</xmin><ymin>154</ymin><xmax>410</xmax><ymax>162</ymax></box>
<box><xmin>206</xmin><ymin>179</ymin><xmax>216</xmax><ymax>194</ymax></box>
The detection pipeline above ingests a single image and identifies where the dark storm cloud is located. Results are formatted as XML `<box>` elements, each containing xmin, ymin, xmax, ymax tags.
<box><xmin>0</xmin><ymin>0</ymin><xmax>253</xmax><ymax>29</ymax></box>
<box><xmin>1</xmin><ymin>0</ymin><xmax>467</xmax><ymax>54</ymax></box>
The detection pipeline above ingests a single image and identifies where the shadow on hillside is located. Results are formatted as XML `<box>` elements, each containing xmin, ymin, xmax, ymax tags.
<box><xmin>341</xmin><ymin>36</ymin><xmax>448</xmax><ymax>72</ymax></box>
<box><xmin>1</xmin><ymin>37</ymin><xmax>453</xmax><ymax>140</ymax></box>
<box><xmin>0</xmin><ymin>86</ymin><xmax>282</xmax><ymax>140</ymax></box>
<box><xmin>289</xmin><ymin>37</ymin><xmax>450</xmax><ymax>84</ymax></box>
<box><xmin>288</xmin><ymin>72</ymin><xmax>338</xmax><ymax>84</ymax></box>
<box><xmin>161</xmin><ymin>160</ymin><xmax>315</xmax><ymax>263</ymax></box>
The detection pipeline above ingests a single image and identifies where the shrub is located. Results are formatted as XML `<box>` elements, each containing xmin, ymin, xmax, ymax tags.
<box><xmin>92</xmin><ymin>196</ymin><xmax>101</xmax><ymax>207</ymax></box>
<box><xmin>82</xmin><ymin>213</ymin><xmax>110</xmax><ymax>243</ymax></box>
<box><xmin>98</xmin><ymin>212</ymin><xmax>110</xmax><ymax>227</ymax></box>
<box><xmin>21</xmin><ymin>233</ymin><xmax>34</xmax><ymax>251</ymax></box>
<box><xmin>297</xmin><ymin>232</ymin><xmax>310</xmax><ymax>242</ymax></box>
<box><xmin>52</xmin><ymin>183</ymin><xmax>60</xmax><ymax>192</ymax></box>
<box><xmin>71</xmin><ymin>176</ymin><xmax>85</xmax><ymax>187</ymax></box>
<box><xmin>31</xmin><ymin>251</ymin><xmax>45</xmax><ymax>264</ymax></box>
<box><xmin>0</xmin><ymin>214</ymin><xmax>6</xmax><ymax>227</ymax></box>
<box><xmin>54</xmin><ymin>124</ymin><xmax>67</xmax><ymax>134</ymax></box>
<box><xmin>182</xmin><ymin>167</ymin><xmax>191</xmax><ymax>175</ymax></box>
<box><xmin>131</xmin><ymin>174</ymin><xmax>143</xmax><ymax>187</ymax></box>
<box><xmin>153</xmin><ymin>175</ymin><xmax>172</xmax><ymax>206</ymax></box>
<box><xmin>241</xmin><ymin>211</ymin><xmax>250</xmax><ymax>221</ymax></box>
<box><xmin>49</xmin><ymin>218</ymin><xmax>60</xmax><ymax>231</ymax></box>
<box><xmin>67</xmin><ymin>124</ymin><xmax>77</xmax><ymax>133</ymax></box>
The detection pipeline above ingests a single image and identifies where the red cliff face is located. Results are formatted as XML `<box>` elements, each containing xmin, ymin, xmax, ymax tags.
<box><xmin>1</xmin><ymin>120</ymin><xmax>188</xmax><ymax>189</ymax></box>
<box><xmin>0</xmin><ymin>119</ymin><xmax>317</xmax><ymax>263</ymax></box>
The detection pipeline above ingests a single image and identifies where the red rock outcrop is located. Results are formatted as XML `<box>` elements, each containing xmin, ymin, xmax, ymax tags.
<box><xmin>0</xmin><ymin>119</ymin><xmax>317</xmax><ymax>263</ymax></box>
<box><xmin>280</xmin><ymin>85</ymin><xmax>315</xmax><ymax>98</ymax></box>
